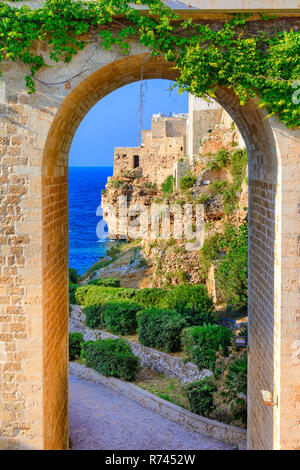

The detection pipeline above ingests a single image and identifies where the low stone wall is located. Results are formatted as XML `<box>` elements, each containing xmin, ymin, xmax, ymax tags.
<box><xmin>69</xmin><ymin>305</ymin><xmax>210</xmax><ymax>384</ymax></box>
<box><xmin>69</xmin><ymin>362</ymin><xmax>247</xmax><ymax>449</ymax></box>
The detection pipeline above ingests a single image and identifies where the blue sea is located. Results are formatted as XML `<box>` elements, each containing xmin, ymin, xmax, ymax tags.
<box><xmin>69</xmin><ymin>166</ymin><xmax>113</xmax><ymax>275</ymax></box>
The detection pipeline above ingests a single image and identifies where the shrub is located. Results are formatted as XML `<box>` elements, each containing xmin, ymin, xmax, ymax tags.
<box><xmin>69</xmin><ymin>332</ymin><xmax>83</xmax><ymax>361</ymax></box>
<box><xmin>75</xmin><ymin>285</ymin><xmax>91</xmax><ymax>305</ymax></box>
<box><xmin>103</xmin><ymin>301</ymin><xmax>142</xmax><ymax>335</ymax></box>
<box><xmin>184</xmin><ymin>376</ymin><xmax>216</xmax><ymax>416</ymax></box>
<box><xmin>230</xmin><ymin>149</ymin><xmax>248</xmax><ymax>183</ymax></box>
<box><xmin>199</xmin><ymin>233</ymin><xmax>224</xmax><ymax>276</ymax></box>
<box><xmin>182</xmin><ymin>324</ymin><xmax>234</xmax><ymax>370</ymax></box>
<box><xmin>223</xmin><ymin>185</ymin><xmax>238</xmax><ymax>213</ymax></box>
<box><xmin>84</xmin><ymin>286</ymin><xmax>136</xmax><ymax>307</ymax></box>
<box><xmin>206</xmin><ymin>159</ymin><xmax>219</xmax><ymax>171</ymax></box>
<box><xmin>215</xmin><ymin>223</ymin><xmax>248</xmax><ymax>313</ymax></box>
<box><xmin>179</xmin><ymin>174</ymin><xmax>196</xmax><ymax>191</ymax></box>
<box><xmin>137</xmin><ymin>308</ymin><xmax>187</xmax><ymax>353</ymax></box>
<box><xmin>133</xmin><ymin>288</ymin><xmax>168</xmax><ymax>308</ymax></box>
<box><xmin>161</xmin><ymin>175</ymin><xmax>175</xmax><ymax>197</ymax></box>
<box><xmin>69</xmin><ymin>268</ymin><xmax>79</xmax><ymax>284</ymax></box>
<box><xmin>69</xmin><ymin>281</ymin><xmax>78</xmax><ymax>304</ymax></box>
<box><xmin>84</xmin><ymin>303</ymin><xmax>106</xmax><ymax>329</ymax></box>
<box><xmin>162</xmin><ymin>284</ymin><xmax>215</xmax><ymax>326</ymax></box>
<box><xmin>215</xmin><ymin>148</ymin><xmax>229</xmax><ymax>168</ymax></box>
<box><xmin>210</xmin><ymin>181</ymin><xmax>228</xmax><ymax>197</ymax></box>
<box><xmin>196</xmin><ymin>192</ymin><xmax>210</xmax><ymax>205</ymax></box>
<box><xmin>214</xmin><ymin>349</ymin><xmax>248</xmax><ymax>426</ymax></box>
<box><xmin>82</xmin><ymin>338</ymin><xmax>140</xmax><ymax>381</ymax></box>
<box><xmin>88</xmin><ymin>277</ymin><xmax>121</xmax><ymax>288</ymax></box>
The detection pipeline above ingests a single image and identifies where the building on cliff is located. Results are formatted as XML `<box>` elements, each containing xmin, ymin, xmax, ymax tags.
<box><xmin>112</xmin><ymin>112</ymin><xmax>188</xmax><ymax>186</ymax></box>
<box><xmin>101</xmin><ymin>95</ymin><xmax>245</xmax><ymax>240</ymax></box>
<box><xmin>186</xmin><ymin>94</ymin><xmax>223</xmax><ymax>164</ymax></box>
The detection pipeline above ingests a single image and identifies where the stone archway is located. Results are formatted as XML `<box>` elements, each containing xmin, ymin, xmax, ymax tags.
<box><xmin>0</xmin><ymin>44</ymin><xmax>300</xmax><ymax>451</ymax></box>
<box><xmin>42</xmin><ymin>53</ymin><xmax>179</xmax><ymax>450</ymax></box>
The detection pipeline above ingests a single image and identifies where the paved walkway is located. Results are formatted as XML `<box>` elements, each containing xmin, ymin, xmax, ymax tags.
<box><xmin>69</xmin><ymin>374</ymin><xmax>233</xmax><ymax>450</ymax></box>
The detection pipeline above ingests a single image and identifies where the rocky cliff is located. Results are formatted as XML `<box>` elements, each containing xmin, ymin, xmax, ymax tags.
<box><xmin>98</xmin><ymin>118</ymin><xmax>248</xmax><ymax>292</ymax></box>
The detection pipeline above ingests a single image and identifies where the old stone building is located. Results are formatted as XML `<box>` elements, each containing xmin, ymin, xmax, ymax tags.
<box><xmin>113</xmin><ymin>113</ymin><xmax>188</xmax><ymax>185</ymax></box>
<box><xmin>102</xmin><ymin>95</ymin><xmax>245</xmax><ymax>240</ymax></box>
<box><xmin>186</xmin><ymin>94</ymin><xmax>223</xmax><ymax>163</ymax></box>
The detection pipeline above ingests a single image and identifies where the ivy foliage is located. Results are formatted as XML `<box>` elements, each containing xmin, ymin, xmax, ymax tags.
<box><xmin>0</xmin><ymin>1</ymin><xmax>299</xmax><ymax>127</ymax></box>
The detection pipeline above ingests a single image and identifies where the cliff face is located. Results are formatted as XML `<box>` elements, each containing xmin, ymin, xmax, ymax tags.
<box><xmin>101</xmin><ymin>173</ymin><xmax>159</xmax><ymax>240</ymax></box>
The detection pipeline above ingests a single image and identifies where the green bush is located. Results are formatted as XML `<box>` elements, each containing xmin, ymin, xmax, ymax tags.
<box><xmin>205</xmin><ymin>149</ymin><xmax>229</xmax><ymax>172</ymax></box>
<box><xmin>75</xmin><ymin>285</ymin><xmax>91</xmax><ymax>305</ymax></box>
<box><xmin>182</xmin><ymin>324</ymin><xmax>234</xmax><ymax>370</ymax></box>
<box><xmin>214</xmin><ymin>350</ymin><xmax>248</xmax><ymax>426</ymax></box>
<box><xmin>69</xmin><ymin>281</ymin><xmax>78</xmax><ymax>304</ymax></box>
<box><xmin>88</xmin><ymin>277</ymin><xmax>121</xmax><ymax>288</ymax></box>
<box><xmin>103</xmin><ymin>301</ymin><xmax>142</xmax><ymax>335</ymax></box>
<box><xmin>196</xmin><ymin>192</ymin><xmax>210</xmax><ymax>205</ymax></box>
<box><xmin>138</xmin><ymin>308</ymin><xmax>187</xmax><ymax>353</ymax></box>
<box><xmin>83</xmin><ymin>286</ymin><xmax>136</xmax><ymax>307</ymax></box>
<box><xmin>69</xmin><ymin>268</ymin><xmax>80</xmax><ymax>284</ymax></box>
<box><xmin>215</xmin><ymin>223</ymin><xmax>248</xmax><ymax>313</ymax></box>
<box><xmin>82</xmin><ymin>338</ymin><xmax>140</xmax><ymax>381</ymax></box>
<box><xmin>210</xmin><ymin>180</ymin><xmax>228</xmax><ymax>197</ymax></box>
<box><xmin>161</xmin><ymin>175</ymin><xmax>175</xmax><ymax>197</ymax></box>
<box><xmin>133</xmin><ymin>288</ymin><xmax>168</xmax><ymax>308</ymax></box>
<box><xmin>84</xmin><ymin>303</ymin><xmax>106</xmax><ymax>329</ymax></box>
<box><xmin>223</xmin><ymin>184</ymin><xmax>238</xmax><ymax>213</ymax></box>
<box><xmin>230</xmin><ymin>149</ymin><xmax>248</xmax><ymax>183</ymax></box>
<box><xmin>69</xmin><ymin>332</ymin><xmax>83</xmax><ymax>361</ymax></box>
<box><xmin>179</xmin><ymin>174</ymin><xmax>196</xmax><ymax>191</ymax></box>
<box><xmin>215</xmin><ymin>148</ymin><xmax>229</xmax><ymax>168</ymax></box>
<box><xmin>162</xmin><ymin>284</ymin><xmax>215</xmax><ymax>326</ymax></box>
<box><xmin>206</xmin><ymin>159</ymin><xmax>219</xmax><ymax>171</ymax></box>
<box><xmin>184</xmin><ymin>376</ymin><xmax>216</xmax><ymax>416</ymax></box>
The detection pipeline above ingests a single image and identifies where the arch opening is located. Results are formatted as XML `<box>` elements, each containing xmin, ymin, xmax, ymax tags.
<box><xmin>42</xmin><ymin>53</ymin><xmax>279</xmax><ymax>450</ymax></box>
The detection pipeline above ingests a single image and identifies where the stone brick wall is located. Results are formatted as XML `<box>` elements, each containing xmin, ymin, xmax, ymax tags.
<box><xmin>186</xmin><ymin>95</ymin><xmax>223</xmax><ymax>163</ymax></box>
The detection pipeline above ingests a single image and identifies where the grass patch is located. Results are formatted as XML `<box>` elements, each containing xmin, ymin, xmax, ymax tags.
<box><xmin>134</xmin><ymin>369</ymin><xmax>190</xmax><ymax>410</ymax></box>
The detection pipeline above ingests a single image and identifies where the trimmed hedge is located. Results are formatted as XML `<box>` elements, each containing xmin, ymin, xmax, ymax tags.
<box><xmin>69</xmin><ymin>332</ymin><xmax>83</xmax><ymax>361</ymax></box>
<box><xmin>162</xmin><ymin>284</ymin><xmax>215</xmax><ymax>326</ymax></box>
<box><xmin>103</xmin><ymin>301</ymin><xmax>142</xmax><ymax>336</ymax></box>
<box><xmin>84</xmin><ymin>303</ymin><xmax>106</xmax><ymax>329</ymax></box>
<box><xmin>76</xmin><ymin>285</ymin><xmax>168</xmax><ymax>309</ymax></box>
<box><xmin>88</xmin><ymin>277</ymin><xmax>121</xmax><ymax>288</ymax></box>
<box><xmin>75</xmin><ymin>285</ymin><xmax>90</xmax><ymax>305</ymax></box>
<box><xmin>182</xmin><ymin>324</ymin><xmax>234</xmax><ymax>370</ymax></box>
<box><xmin>133</xmin><ymin>287</ymin><xmax>168</xmax><ymax>308</ymax></box>
<box><xmin>184</xmin><ymin>376</ymin><xmax>216</xmax><ymax>417</ymax></box>
<box><xmin>83</xmin><ymin>286</ymin><xmax>136</xmax><ymax>307</ymax></box>
<box><xmin>137</xmin><ymin>308</ymin><xmax>187</xmax><ymax>353</ymax></box>
<box><xmin>82</xmin><ymin>338</ymin><xmax>140</xmax><ymax>381</ymax></box>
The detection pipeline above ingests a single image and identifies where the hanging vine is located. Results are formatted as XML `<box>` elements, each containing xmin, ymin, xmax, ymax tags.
<box><xmin>0</xmin><ymin>0</ymin><xmax>299</xmax><ymax>127</ymax></box>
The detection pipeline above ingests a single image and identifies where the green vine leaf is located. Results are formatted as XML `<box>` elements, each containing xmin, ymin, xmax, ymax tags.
<box><xmin>0</xmin><ymin>0</ymin><xmax>298</xmax><ymax>127</ymax></box>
